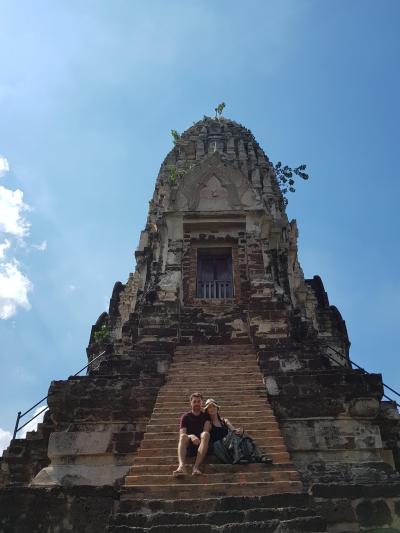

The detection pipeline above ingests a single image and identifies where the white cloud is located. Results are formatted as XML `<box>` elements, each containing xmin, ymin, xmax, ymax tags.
<box><xmin>31</xmin><ymin>240</ymin><xmax>47</xmax><ymax>251</ymax></box>
<box><xmin>0</xmin><ymin>154</ymin><xmax>37</xmax><ymax>319</ymax></box>
<box><xmin>0</xmin><ymin>185</ymin><xmax>30</xmax><ymax>237</ymax></box>
<box><xmin>0</xmin><ymin>239</ymin><xmax>10</xmax><ymax>259</ymax></box>
<box><xmin>0</xmin><ymin>428</ymin><xmax>12</xmax><ymax>453</ymax></box>
<box><xmin>0</xmin><ymin>259</ymin><xmax>32</xmax><ymax>319</ymax></box>
<box><xmin>0</xmin><ymin>155</ymin><xmax>10</xmax><ymax>177</ymax></box>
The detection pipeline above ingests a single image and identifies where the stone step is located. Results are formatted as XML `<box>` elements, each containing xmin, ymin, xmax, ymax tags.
<box><xmin>156</xmin><ymin>398</ymin><xmax>267</xmax><ymax>406</ymax></box>
<box><xmin>174</xmin><ymin>352</ymin><xmax>257</xmax><ymax>360</ymax></box>
<box><xmin>169</xmin><ymin>362</ymin><xmax>258</xmax><ymax>368</ymax></box>
<box><xmin>169</xmin><ymin>375</ymin><xmax>261</xmax><ymax>382</ymax></box>
<box><xmin>150</xmin><ymin>413</ymin><xmax>273</xmax><ymax>424</ymax></box>
<box><xmin>139</xmin><ymin>436</ymin><xmax>285</xmax><ymax>450</ymax></box>
<box><xmin>161</xmin><ymin>383</ymin><xmax>264</xmax><ymax>390</ymax></box>
<box><xmin>152</xmin><ymin>407</ymin><xmax>271</xmax><ymax>414</ymax></box>
<box><xmin>147</xmin><ymin>415</ymin><xmax>277</xmax><ymax>426</ymax></box>
<box><xmin>172</xmin><ymin>364</ymin><xmax>258</xmax><ymax>369</ymax></box>
<box><xmin>166</xmin><ymin>375</ymin><xmax>261</xmax><ymax>381</ymax></box>
<box><xmin>166</xmin><ymin>373</ymin><xmax>261</xmax><ymax>381</ymax></box>
<box><xmin>158</xmin><ymin>383</ymin><xmax>266</xmax><ymax>391</ymax></box>
<box><xmin>145</xmin><ymin>421</ymin><xmax>280</xmax><ymax>432</ymax></box>
<box><xmin>142</xmin><ymin>428</ymin><xmax>283</xmax><ymax>441</ymax></box>
<box><xmin>108</xmin><ymin>516</ymin><xmax>326</xmax><ymax>533</ymax></box>
<box><xmin>132</xmin><ymin>451</ymin><xmax>291</xmax><ymax>465</ymax></box>
<box><xmin>125</xmin><ymin>470</ymin><xmax>300</xmax><ymax>486</ymax></box>
<box><xmin>159</xmin><ymin>384</ymin><xmax>265</xmax><ymax>392</ymax></box>
<box><xmin>135</xmin><ymin>445</ymin><xmax>288</xmax><ymax>458</ymax></box>
<box><xmin>173</xmin><ymin>350</ymin><xmax>256</xmax><ymax>356</ymax></box>
<box><xmin>157</xmin><ymin>400</ymin><xmax>267</xmax><ymax>407</ymax></box>
<box><xmin>172</xmin><ymin>354</ymin><xmax>257</xmax><ymax>360</ymax></box>
<box><xmin>129</xmin><ymin>462</ymin><xmax>295</xmax><ymax>475</ymax></box>
<box><xmin>118</xmin><ymin>491</ymin><xmax>314</xmax><ymax>512</ymax></box>
<box><xmin>167</xmin><ymin>364</ymin><xmax>257</xmax><ymax>371</ymax></box>
<box><xmin>172</xmin><ymin>357</ymin><xmax>257</xmax><ymax>363</ymax></box>
<box><xmin>174</xmin><ymin>350</ymin><xmax>256</xmax><ymax>354</ymax></box>
<box><xmin>151</xmin><ymin>408</ymin><xmax>273</xmax><ymax>417</ymax></box>
<box><xmin>118</xmin><ymin>487</ymin><xmax>314</xmax><ymax>516</ymax></box>
<box><xmin>110</xmin><ymin>505</ymin><xmax>321</xmax><ymax>529</ymax></box>
<box><xmin>168</xmin><ymin>367</ymin><xmax>260</xmax><ymax>374</ymax></box>
<box><xmin>167</xmin><ymin>371</ymin><xmax>260</xmax><ymax>378</ymax></box>
<box><xmin>155</xmin><ymin>397</ymin><xmax>268</xmax><ymax>406</ymax></box>
<box><xmin>174</xmin><ymin>349</ymin><xmax>255</xmax><ymax>356</ymax></box>
<box><xmin>121</xmin><ymin>480</ymin><xmax>304</xmax><ymax>499</ymax></box>
<box><xmin>164</xmin><ymin>375</ymin><xmax>263</xmax><ymax>383</ymax></box>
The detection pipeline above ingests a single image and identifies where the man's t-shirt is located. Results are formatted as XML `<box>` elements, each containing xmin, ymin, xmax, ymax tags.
<box><xmin>180</xmin><ymin>411</ymin><xmax>209</xmax><ymax>438</ymax></box>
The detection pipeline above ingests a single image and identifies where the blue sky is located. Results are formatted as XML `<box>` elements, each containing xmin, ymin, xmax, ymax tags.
<box><xmin>1</xmin><ymin>0</ymin><xmax>399</xmax><ymax>448</ymax></box>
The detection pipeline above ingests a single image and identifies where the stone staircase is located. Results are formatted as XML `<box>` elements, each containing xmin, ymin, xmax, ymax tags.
<box><xmin>107</xmin><ymin>344</ymin><xmax>326</xmax><ymax>532</ymax></box>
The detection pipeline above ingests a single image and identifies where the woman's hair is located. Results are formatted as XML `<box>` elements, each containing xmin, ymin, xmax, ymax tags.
<box><xmin>205</xmin><ymin>403</ymin><xmax>226</xmax><ymax>427</ymax></box>
<box><xmin>217</xmin><ymin>413</ymin><xmax>227</xmax><ymax>427</ymax></box>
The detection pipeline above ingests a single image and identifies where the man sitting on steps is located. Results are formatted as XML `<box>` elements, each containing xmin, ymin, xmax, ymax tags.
<box><xmin>173</xmin><ymin>392</ymin><xmax>210</xmax><ymax>476</ymax></box>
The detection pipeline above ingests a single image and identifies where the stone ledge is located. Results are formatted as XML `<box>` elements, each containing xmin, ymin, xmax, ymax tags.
<box><xmin>311</xmin><ymin>482</ymin><xmax>400</xmax><ymax>499</ymax></box>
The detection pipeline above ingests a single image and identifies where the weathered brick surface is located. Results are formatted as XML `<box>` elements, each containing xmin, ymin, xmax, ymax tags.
<box><xmin>0</xmin><ymin>486</ymin><xmax>117</xmax><ymax>533</ymax></box>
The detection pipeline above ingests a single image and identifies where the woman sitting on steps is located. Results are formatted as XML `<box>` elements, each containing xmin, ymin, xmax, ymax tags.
<box><xmin>203</xmin><ymin>398</ymin><xmax>273</xmax><ymax>465</ymax></box>
<box><xmin>203</xmin><ymin>398</ymin><xmax>237</xmax><ymax>443</ymax></box>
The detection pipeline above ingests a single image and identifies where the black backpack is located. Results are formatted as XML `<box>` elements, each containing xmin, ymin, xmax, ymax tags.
<box><xmin>213</xmin><ymin>430</ymin><xmax>272</xmax><ymax>465</ymax></box>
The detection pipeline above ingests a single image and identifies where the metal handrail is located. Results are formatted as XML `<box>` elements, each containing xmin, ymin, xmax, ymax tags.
<box><xmin>12</xmin><ymin>351</ymin><xmax>106</xmax><ymax>440</ymax></box>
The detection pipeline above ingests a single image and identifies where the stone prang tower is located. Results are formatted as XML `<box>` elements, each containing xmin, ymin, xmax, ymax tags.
<box><xmin>2</xmin><ymin>116</ymin><xmax>400</xmax><ymax>532</ymax></box>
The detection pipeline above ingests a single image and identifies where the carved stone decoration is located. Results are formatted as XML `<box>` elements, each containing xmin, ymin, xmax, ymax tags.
<box><xmin>198</xmin><ymin>175</ymin><xmax>230</xmax><ymax>210</ymax></box>
<box><xmin>174</xmin><ymin>152</ymin><xmax>260</xmax><ymax>212</ymax></box>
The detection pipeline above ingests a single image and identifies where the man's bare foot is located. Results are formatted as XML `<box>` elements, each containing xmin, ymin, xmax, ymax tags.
<box><xmin>172</xmin><ymin>465</ymin><xmax>186</xmax><ymax>477</ymax></box>
<box><xmin>192</xmin><ymin>467</ymin><xmax>202</xmax><ymax>476</ymax></box>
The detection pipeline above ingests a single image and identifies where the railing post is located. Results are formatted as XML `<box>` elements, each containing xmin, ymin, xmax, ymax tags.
<box><xmin>13</xmin><ymin>411</ymin><xmax>21</xmax><ymax>440</ymax></box>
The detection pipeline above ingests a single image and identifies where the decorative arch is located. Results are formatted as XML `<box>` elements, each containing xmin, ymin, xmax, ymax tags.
<box><xmin>174</xmin><ymin>152</ymin><xmax>260</xmax><ymax>211</ymax></box>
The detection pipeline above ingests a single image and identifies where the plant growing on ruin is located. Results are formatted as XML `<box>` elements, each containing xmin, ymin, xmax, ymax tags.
<box><xmin>215</xmin><ymin>102</ymin><xmax>226</xmax><ymax>119</ymax></box>
<box><xmin>171</xmin><ymin>129</ymin><xmax>181</xmax><ymax>145</ymax></box>
<box><xmin>167</xmin><ymin>165</ymin><xmax>186</xmax><ymax>183</ymax></box>
<box><xmin>274</xmin><ymin>162</ymin><xmax>309</xmax><ymax>206</ymax></box>
<box><xmin>93</xmin><ymin>324</ymin><xmax>110</xmax><ymax>344</ymax></box>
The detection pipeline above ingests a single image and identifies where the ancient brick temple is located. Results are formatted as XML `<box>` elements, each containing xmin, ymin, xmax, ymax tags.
<box><xmin>1</xmin><ymin>116</ymin><xmax>400</xmax><ymax>532</ymax></box>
